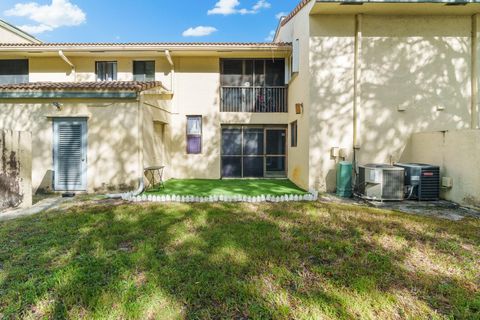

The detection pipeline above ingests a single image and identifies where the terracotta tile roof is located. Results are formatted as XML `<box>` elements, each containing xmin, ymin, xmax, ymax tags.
<box><xmin>0</xmin><ymin>81</ymin><xmax>166</xmax><ymax>92</ymax></box>
<box><xmin>281</xmin><ymin>0</ymin><xmax>312</xmax><ymax>27</ymax></box>
<box><xmin>0</xmin><ymin>42</ymin><xmax>291</xmax><ymax>47</ymax></box>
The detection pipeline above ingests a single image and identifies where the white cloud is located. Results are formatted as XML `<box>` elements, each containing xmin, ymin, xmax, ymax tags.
<box><xmin>265</xmin><ymin>30</ymin><xmax>275</xmax><ymax>41</ymax></box>
<box><xmin>4</xmin><ymin>0</ymin><xmax>86</xmax><ymax>34</ymax></box>
<box><xmin>208</xmin><ymin>0</ymin><xmax>270</xmax><ymax>15</ymax></box>
<box><xmin>275</xmin><ymin>11</ymin><xmax>288</xmax><ymax>20</ymax></box>
<box><xmin>182</xmin><ymin>26</ymin><xmax>218</xmax><ymax>37</ymax></box>
<box><xmin>208</xmin><ymin>0</ymin><xmax>240</xmax><ymax>15</ymax></box>
<box><xmin>17</xmin><ymin>24</ymin><xmax>54</xmax><ymax>34</ymax></box>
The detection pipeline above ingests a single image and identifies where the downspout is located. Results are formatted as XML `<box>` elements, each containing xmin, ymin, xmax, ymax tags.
<box><xmin>165</xmin><ymin>50</ymin><xmax>175</xmax><ymax>93</ymax></box>
<box><xmin>353</xmin><ymin>14</ymin><xmax>362</xmax><ymax>183</ymax></box>
<box><xmin>58</xmin><ymin>50</ymin><xmax>76</xmax><ymax>81</ymax></box>
<box><xmin>472</xmin><ymin>14</ymin><xmax>479</xmax><ymax>129</ymax></box>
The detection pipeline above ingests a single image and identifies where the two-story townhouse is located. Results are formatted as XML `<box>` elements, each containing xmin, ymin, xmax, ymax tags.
<box><xmin>1</xmin><ymin>0</ymin><xmax>480</xmax><ymax>202</ymax></box>
<box><xmin>0</xmin><ymin>38</ymin><xmax>291</xmax><ymax>193</ymax></box>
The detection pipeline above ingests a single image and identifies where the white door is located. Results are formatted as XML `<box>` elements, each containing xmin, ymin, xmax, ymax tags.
<box><xmin>53</xmin><ymin>118</ymin><xmax>87</xmax><ymax>191</ymax></box>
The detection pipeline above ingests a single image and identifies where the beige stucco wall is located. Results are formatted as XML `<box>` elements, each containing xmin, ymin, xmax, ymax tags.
<box><xmin>281</xmin><ymin>11</ymin><xmax>475</xmax><ymax>192</ymax></box>
<box><xmin>309</xmin><ymin>15</ymin><xmax>356</xmax><ymax>192</ymax></box>
<box><xmin>165</xmin><ymin>56</ymin><xmax>292</xmax><ymax>180</ymax></box>
<box><xmin>0</xmin><ymin>25</ymin><xmax>36</xmax><ymax>43</ymax></box>
<box><xmin>360</xmin><ymin>15</ymin><xmax>472</xmax><ymax>165</ymax></box>
<box><xmin>403</xmin><ymin>130</ymin><xmax>480</xmax><ymax>208</ymax></box>
<box><xmin>276</xmin><ymin>1</ymin><xmax>315</xmax><ymax>190</ymax></box>
<box><xmin>0</xmin><ymin>55</ymin><xmax>174</xmax><ymax>87</ymax></box>
<box><xmin>0</xmin><ymin>100</ymin><xmax>141</xmax><ymax>193</ymax></box>
<box><xmin>72</xmin><ymin>56</ymin><xmax>172</xmax><ymax>85</ymax></box>
<box><xmin>168</xmin><ymin>56</ymin><xmax>222</xmax><ymax>179</ymax></box>
<box><xmin>142</xmin><ymin>94</ymin><xmax>172</xmax><ymax>180</ymax></box>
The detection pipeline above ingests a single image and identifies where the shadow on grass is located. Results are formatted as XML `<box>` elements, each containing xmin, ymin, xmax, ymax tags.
<box><xmin>0</xmin><ymin>201</ymin><xmax>479</xmax><ymax>319</ymax></box>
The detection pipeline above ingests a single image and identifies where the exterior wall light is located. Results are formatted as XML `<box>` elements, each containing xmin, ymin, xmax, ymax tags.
<box><xmin>295</xmin><ymin>103</ymin><xmax>303</xmax><ymax>114</ymax></box>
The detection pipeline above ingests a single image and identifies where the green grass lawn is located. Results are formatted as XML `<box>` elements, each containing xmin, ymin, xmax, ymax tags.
<box><xmin>1</xmin><ymin>201</ymin><xmax>479</xmax><ymax>319</ymax></box>
<box><xmin>144</xmin><ymin>179</ymin><xmax>308</xmax><ymax>197</ymax></box>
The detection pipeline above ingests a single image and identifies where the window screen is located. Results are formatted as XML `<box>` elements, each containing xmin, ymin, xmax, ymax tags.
<box><xmin>221</xmin><ymin>59</ymin><xmax>285</xmax><ymax>87</ymax></box>
<box><xmin>266</xmin><ymin>130</ymin><xmax>286</xmax><ymax>155</ymax></box>
<box><xmin>0</xmin><ymin>59</ymin><xmax>28</xmax><ymax>84</ymax></box>
<box><xmin>186</xmin><ymin>116</ymin><xmax>202</xmax><ymax>154</ymax></box>
<box><xmin>243</xmin><ymin>157</ymin><xmax>264</xmax><ymax>177</ymax></box>
<box><xmin>222</xmin><ymin>128</ymin><xmax>242</xmax><ymax>155</ymax></box>
<box><xmin>243</xmin><ymin>128</ymin><xmax>264</xmax><ymax>156</ymax></box>
<box><xmin>222</xmin><ymin>157</ymin><xmax>242</xmax><ymax>177</ymax></box>
<box><xmin>96</xmin><ymin>61</ymin><xmax>117</xmax><ymax>81</ymax></box>
<box><xmin>221</xmin><ymin>60</ymin><xmax>243</xmax><ymax>86</ymax></box>
<box><xmin>265</xmin><ymin>60</ymin><xmax>285</xmax><ymax>86</ymax></box>
<box><xmin>133</xmin><ymin>61</ymin><xmax>155</xmax><ymax>81</ymax></box>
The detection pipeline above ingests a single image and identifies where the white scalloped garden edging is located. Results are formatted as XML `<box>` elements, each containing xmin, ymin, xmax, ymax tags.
<box><xmin>121</xmin><ymin>191</ymin><xmax>319</xmax><ymax>203</ymax></box>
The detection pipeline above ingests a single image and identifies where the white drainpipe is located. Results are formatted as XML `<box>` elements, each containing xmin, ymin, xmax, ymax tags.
<box><xmin>58</xmin><ymin>50</ymin><xmax>76</xmax><ymax>81</ymax></box>
<box><xmin>165</xmin><ymin>50</ymin><xmax>175</xmax><ymax>92</ymax></box>
<box><xmin>472</xmin><ymin>14</ymin><xmax>479</xmax><ymax>129</ymax></box>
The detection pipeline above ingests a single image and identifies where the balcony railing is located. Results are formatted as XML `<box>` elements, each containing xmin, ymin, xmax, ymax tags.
<box><xmin>220</xmin><ymin>86</ymin><xmax>287</xmax><ymax>113</ymax></box>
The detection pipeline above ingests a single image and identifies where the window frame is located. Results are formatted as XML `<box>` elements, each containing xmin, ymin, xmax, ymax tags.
<box><xmin>186</xmin><ymin>115</ymin><xmax>202</xmax><ymax>154</ymax></box>
<box><xmin>95</xmin><ymin>61</ymin><xmax>117</xmax><ymax>81</ymax></box>
<box><xmin>133</xmin><ymin>60</ymin><xmax>155</xmax><ymax>81</ymax></box>
<box><xmin>290</xmin><ymin>120</ymin><xmax>298</xmax><ymax>147</ymax></box>
<box><xmin>220</xmin><ymin>58</ymin><xmax>286</xmax><ymax>87</ymax></box>
<box><xmin>0</xmin><ymin>59</ymin><xmax>29</xmax><ymax>84</ymax></box>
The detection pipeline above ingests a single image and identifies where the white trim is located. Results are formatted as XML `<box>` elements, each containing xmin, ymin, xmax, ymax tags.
<box><xmin>0</xmin><ymin>20</ymin><xmax>41</xmax><ymax>44</ymax></box>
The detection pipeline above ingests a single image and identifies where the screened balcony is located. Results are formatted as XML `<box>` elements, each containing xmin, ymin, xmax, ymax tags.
<box><xmin>220</xmin><ymin>59</ymin><xmax>287</xmax><ymax>113</ymax></box>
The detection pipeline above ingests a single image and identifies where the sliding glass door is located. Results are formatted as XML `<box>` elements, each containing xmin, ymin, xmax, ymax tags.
<box><xmin>265</xmin><ymin>129</ymin><xmax>286</xmax><ymax>177</ymax></box>
<box><xmin>221</xmin><ymin>126</ymin><xmax>287</xmax><ymax>178</ymax></box>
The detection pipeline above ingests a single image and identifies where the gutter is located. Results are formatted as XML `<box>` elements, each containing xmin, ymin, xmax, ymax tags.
<box><xmin>58</xmin><ymin>50</ymin><xmax>76</xmax><ymax>81</ymax></box>
<box><xmin>0</xmin><ymin>44</ymin><xmax>292</xmax><ymax>53</ymax></box>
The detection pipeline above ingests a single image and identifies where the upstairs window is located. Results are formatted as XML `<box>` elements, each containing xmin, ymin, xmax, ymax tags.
<box><xmin>186</xmin><ymin>116</ymin><xmax>202</xmax><ymax>154</ymax></box>
<box><xmin>0</xmin><ymin>59</ymin><xmax>28</xmax><ymax>84</ymax></box>
<box><xmin>133</xmin><ymin>61</ymin><xmax>155</xmax><ymax>81</ymax></box>
<box><xmin>96</xmin><ymin>61</ymin><xmax>117</xmax><ymax>81</ymax></box>
<box><xmin>220</xmin><ymin>59</ymin><xmax>285</xmax><ymax>87</ymax></box>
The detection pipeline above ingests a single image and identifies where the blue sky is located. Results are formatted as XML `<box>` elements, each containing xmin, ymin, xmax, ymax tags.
<box><xmin>0</xmin><ymin>0</ymin><xmax>298</xmax><ymax>42</ymax></box>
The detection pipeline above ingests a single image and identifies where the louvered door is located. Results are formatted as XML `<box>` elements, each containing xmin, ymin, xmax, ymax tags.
<box><xmin>53</xmin><ymin>118</ymin><xmax>87</xmax><ymax>191</ymax></box>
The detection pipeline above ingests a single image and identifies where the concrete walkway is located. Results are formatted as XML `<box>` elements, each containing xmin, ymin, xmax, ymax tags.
<box><xmin>319</xmin><ymin>193</ymin><xmax>480</xmax><ymax>221</ymax></box>
<box><xmin>0</xmin><ymin>197</ymin><xmax>69</xmax><ymax>222</ymax></box>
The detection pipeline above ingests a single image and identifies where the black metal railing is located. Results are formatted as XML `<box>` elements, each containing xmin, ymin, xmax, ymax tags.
<box><xmin>220</xmin><ymin>86</ymin><xmax>287</xmax><ymax>113</ymax></box>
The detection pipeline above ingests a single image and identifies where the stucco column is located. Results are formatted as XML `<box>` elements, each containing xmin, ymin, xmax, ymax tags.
<box><xmin>472</xmin><ymin>14</ymin><xmax>480</xmax><ymax>129</ymax></box>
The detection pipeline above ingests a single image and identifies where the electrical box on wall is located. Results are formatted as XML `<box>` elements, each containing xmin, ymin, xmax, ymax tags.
<box><xmin>442</xmin><ymin>177</ymin><xmax>453</xmax><ymax>188</ymax></box>
<box><xmin>331</xmin><ymin>147</ymin><xmax>339</xmax><ymax>157</ymax></box>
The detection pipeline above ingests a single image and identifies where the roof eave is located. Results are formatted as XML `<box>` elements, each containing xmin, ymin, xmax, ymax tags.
<box><xmin>0</xmin><ymin>20</ymin><xmax>42</xmax><ymax>44</ymax></box>
<box><xmin>0</xmin><ymin>43</ymin><xmax>292</xmax><ymax>53</ymax></box>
